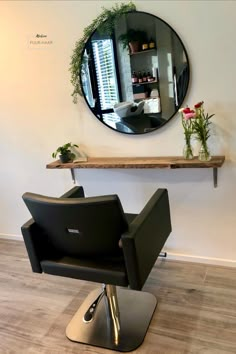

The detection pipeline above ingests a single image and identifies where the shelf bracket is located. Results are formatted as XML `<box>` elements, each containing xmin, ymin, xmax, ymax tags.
<box><xmin>213</xmin><ymin>167</ymin><xmax>218</xmax><ymax>188</ymax></box>
<box><xmin>70</xmin><ymin>169</ymin><xmax>76</xmax><ymax>184</ymax></box>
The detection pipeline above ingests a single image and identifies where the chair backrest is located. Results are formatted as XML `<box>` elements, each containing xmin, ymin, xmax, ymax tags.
<box><xmin>22</xmin><ymin>193</ymin><xmax>128</xmax><ymax>258</ymax></box>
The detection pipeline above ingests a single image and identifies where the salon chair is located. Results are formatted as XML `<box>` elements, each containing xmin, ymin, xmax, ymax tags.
<box><xmin>21</xmin><ymin>186</ymin><xmax>171</xmax><ymax>352</ymax></box>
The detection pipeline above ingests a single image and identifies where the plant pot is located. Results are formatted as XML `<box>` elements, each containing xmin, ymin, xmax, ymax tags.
<box><xmin>59</xmin><ymin>153</ymin><xmax>72</xmax><ymax>163</ymax></box>
<box><xmin>129</xmin><ymin>41</ymin><xmax>140</xmax><ymax>54</ymax></box>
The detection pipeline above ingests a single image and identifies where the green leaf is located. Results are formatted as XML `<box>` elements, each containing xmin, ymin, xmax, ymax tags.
<box><xmin>69</xmin><ymin>1</ymin><xmax>136</xmax><ymax>103</ymax></box>
<box><xmin>52</xmin><ymin>142</ymin><xmax>78</xmax><ymax>159</ymax></box>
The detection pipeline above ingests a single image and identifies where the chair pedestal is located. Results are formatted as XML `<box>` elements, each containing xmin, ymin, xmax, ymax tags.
<box><xmin>66</xmin><ymin>286</ymin><xmax>157</xmax><ymax>352</ymax></box>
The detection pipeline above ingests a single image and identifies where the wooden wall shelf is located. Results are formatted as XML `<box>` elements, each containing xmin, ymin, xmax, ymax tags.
<box><xmin>46</xmin><ymin>156</ymin><xmax>225</xmax><ymax>187</ymax></box>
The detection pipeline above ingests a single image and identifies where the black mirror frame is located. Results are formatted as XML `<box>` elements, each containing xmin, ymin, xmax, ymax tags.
<box><xmin>80</xmin><ymin>10</ymin><xmax>190</xmax><ymax>135</ymax></box>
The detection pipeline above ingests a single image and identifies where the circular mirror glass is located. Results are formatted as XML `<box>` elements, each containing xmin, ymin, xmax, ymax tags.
<box><xmin>81</xmin><ymin>11</ymin><xmax>190</xmax><ymax>134</ymax></box>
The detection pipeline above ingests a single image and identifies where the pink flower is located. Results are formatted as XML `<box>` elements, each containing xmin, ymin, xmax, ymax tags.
<box><xmin>184</xmin><ymin>112</ymin><xmax>196</xmax><ymax>120</ymax></box>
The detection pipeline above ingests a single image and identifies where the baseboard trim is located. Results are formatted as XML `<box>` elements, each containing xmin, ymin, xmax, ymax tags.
<box><xmin>0</xmin><ymin>233</ymin><xmax>23</xmax><ymax>241</ymax></box>
<box><xmin>0</xmin><ymin>234</ymin><xmax>235</xmax><ymax>268</ymax></box>
<box><xmin>166</xmin><ymin>251</ymin><xmax>236</xmax><ymax>268</ymax></box>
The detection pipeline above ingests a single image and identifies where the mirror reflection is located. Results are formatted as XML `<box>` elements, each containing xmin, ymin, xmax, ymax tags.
<box><xmin>81</xmin><ymin>11</ymin><xmax>190</xmax><ymax>134</ymax></box>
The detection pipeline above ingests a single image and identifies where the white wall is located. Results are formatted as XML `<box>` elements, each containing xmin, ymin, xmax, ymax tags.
<box><xmin>1</xmin><ymin>0</ymin><xmax>236</xmax><ymax>266</ymax></box>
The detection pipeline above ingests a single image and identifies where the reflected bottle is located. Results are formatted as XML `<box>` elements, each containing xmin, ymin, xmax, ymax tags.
<box><xmin>149</xmin><ymin>38</ymin><xmax>156</xmax><ymax>49</ymax></box>
<box><xmin>142</xmin><ymin>42</ymin><xmax>148</xmax><ymax>51</ymax></box>
<box><xmin>147</xmin><ymin>71</ymin><xmax>154</xmax><ymax>82</ymax></box>
<box><xmin>142</xmin><ymin>72</ymin><xmax>147</xmax><ymax>82</ymax></box>
<box><xmin>132</xmin><ymin>71</ymin><xmax>138</xmax><ymax>84</ymax></box>
<box><xmin>138</xmin><ymin>71</ymin><xmax>143</xmax><ymax>83</ymax></box>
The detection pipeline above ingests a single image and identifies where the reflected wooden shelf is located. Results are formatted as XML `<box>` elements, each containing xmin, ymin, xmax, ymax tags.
<box><xmin>130</xmin><ymin>48</ymin><xmax>156</xmax><ymax>56</ymax></box>
<box><xmin>46</xmin><ymin>156</ymin><xmax>225</xmax><ymax>188</ymax></box>
<box><xmin>132</xmin><ymin>80</ymin><xmax>157</xmax><ymax>86</ymax></box>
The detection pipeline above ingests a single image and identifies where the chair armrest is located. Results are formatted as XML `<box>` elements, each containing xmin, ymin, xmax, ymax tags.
<box><xmin>60</xmin><ymin>186</ymin><xmax>85</xmax><ymax>198</ymax></box>
<box><xmin>121</xmin><ymin>189</ymin><xmax>172</xmax><ymax>290</ymax></box>
<box><xmin>21</xmin><ymin>186</ymin><xmax>85</xmax><ymax>273</ymax></box>
<box><xmin>21</xmin><ymin>219</ymin><xmax>44</xmax><ymax>273</ymax></box>
<box><xmin>21</xmin><ymin>218</ymin><xmax>58</xmax><ymax>273</ymax></box>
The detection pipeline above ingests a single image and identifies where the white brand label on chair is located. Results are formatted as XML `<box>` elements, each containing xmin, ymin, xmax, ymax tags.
<box><xmin>67</xmin><ymin>228</ymin><xmax>80</xmax><ymax>234</ymax></box>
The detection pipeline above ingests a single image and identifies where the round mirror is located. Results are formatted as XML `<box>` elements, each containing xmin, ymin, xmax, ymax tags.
<box><xmin>81</xmin><ymin>11</ymin><xmax>190</xmax><ymax>134</ymax></box>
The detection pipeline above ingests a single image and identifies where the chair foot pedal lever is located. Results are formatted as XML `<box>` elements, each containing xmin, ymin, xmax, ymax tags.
<box><xmin>83</xmin><ymin>291</ymin><xmax>104</xmax><ymax>323</ymax></box>
<box><xmin>158</xmin><ymin>252</ymin><xmax>167</xmax><ymax>258</ymax></box>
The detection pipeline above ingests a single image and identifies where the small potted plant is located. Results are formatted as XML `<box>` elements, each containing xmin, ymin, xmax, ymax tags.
<box><xmin>52</xmin><ymin>142</ymin><xmax>78</xmax><ymax>163</ymax></box>
<box><xmin>119</xmin><ymin>29</ymin><xmax>147</xmax><ymax>54</ymax></box>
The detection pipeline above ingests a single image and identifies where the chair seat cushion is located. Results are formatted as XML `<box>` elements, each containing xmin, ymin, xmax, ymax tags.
<box><xmin>41</xmin><ymin>255</ymin><xmax>128</xmax><ymax>287</ymax></box>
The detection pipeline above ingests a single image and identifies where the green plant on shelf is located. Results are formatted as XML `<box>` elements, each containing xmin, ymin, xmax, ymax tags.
<box><xmin>52</xmin><ymin>142</ymin><xmax>78</xmax><ymax>163</ymax></box>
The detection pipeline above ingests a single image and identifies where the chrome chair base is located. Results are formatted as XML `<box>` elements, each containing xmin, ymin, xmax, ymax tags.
<box><xmin>66</xmin><ymin>286</ymin><xmax>157</xmax><ymax>352</ymax></box>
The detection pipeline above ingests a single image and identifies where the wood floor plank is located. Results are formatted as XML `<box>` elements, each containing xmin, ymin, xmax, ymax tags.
<box><xmin>0</xmin><ymin>240</ymin><xmax>236</xmax><ymax>354</ymax></box>
<box><xmin>204</xmin><ymin>266</ymin><xmax>236</xmax><ymax>291</ymax></box>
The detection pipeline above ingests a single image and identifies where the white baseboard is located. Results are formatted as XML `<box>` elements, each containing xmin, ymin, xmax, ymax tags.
<box><xmin>0</xmin><ymin>234</ymin><xmax>235</xmax><ymax>268</ymax></box>
<box><xmin>0</xmin><ymin>233</ymin><xmax>23</xmax><ymax>241</ymax></box>
<box><xmin>166</xmin><ymin>251</ymin><xmax>236</xmax><ymax>268</ymax></box>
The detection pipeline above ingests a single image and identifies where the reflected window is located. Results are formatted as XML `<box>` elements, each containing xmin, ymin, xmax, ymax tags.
<box><xmin>92</xmin><ymin>39</ymin><xmax>119</xmax><ymax>111</ymax></box>
<box><xmin>81</xmin><ymin>50</ymin><xmax>95</xmax><ymax>108</ymax></box>
<box><xmin>102</xmin><ymin>112</ymin><xmax>121</xmax><ymax>129</ymax></box>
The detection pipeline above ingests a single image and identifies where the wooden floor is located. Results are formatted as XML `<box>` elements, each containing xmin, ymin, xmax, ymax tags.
<box><xmin>1</xmin><ymin>239</ymin><xmax>236</xmax><ymax>354</ymax></box>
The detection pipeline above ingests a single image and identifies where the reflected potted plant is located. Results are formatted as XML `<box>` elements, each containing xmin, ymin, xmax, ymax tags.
<box><xmin>118</xmin><ymin>29</ymin><xmax>147</xmax><ymax>54</ymax></box>
<box><xmin>52</xmin><ymin>142</ymin><xmax>78</xmax><ymax>163</ymax></box>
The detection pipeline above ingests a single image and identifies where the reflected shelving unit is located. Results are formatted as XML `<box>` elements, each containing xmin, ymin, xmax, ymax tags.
<box><xmin>129</xmin><ymin>46</ymin><xmax>160</xmax><ymax>104</ymax></box>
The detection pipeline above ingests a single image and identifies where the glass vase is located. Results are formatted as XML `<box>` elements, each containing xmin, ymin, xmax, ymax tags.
<box><xmin>198</xmin><ymin>142</ymin><xmax>211</xmax><ymax>161</ymax></box>
<box><xmin>183</xmin><ymin>143</ymin><xmax>194</xmax><ymax>160</ymax></box>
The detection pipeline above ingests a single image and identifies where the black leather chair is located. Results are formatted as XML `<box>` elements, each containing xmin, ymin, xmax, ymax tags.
<box><xmin>21</xmin><ymin>186</ymin><xmax>171</xmax><ymax>352</ymax></box>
